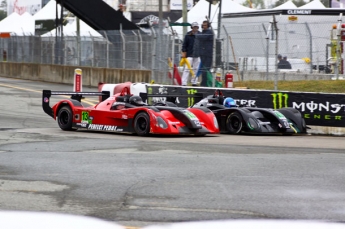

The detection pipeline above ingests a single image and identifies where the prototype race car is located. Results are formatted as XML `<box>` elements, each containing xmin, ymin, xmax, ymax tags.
<box><xmin>42</xmin><ymin>87</ymin><xmax>219</xmax><ymax>136</ymax></box>
<box><xmin>192</xmin><ymin>90</ymin><xmax>308</xmax><ymax>135</ymax></box>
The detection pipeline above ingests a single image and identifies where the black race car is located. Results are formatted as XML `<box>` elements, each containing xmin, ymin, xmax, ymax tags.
<box><xmin>191</xmin><ymin>90</ymin><xmax>309</xmax><ymax>135</ymax></box>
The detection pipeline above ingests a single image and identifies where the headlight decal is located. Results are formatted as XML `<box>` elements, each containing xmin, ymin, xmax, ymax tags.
<box><xmin>214</xmin><ymin>117</ymin><xmax>219</xmax><ymax>129</ymax></box>
<box><xmin>248</xmin><ymin>118</ymin><xmax>259</xmax><ymax>130</ymax></box>
<box><xmin>157</xmin><ymin>116</ymin><xmax>168</xmax><ymax>129</ymax></box>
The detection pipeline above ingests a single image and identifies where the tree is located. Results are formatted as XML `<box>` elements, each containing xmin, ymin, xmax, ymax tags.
<box><xmin>293</xmin><ymin>0</ymin><xmax>307</xmax><ymax>7</ymax></box>
<box><xmin>274</xmin><ymin>0</ymin><xmax>328</xmax><ymax>8</ymax></box>
<box><xmin>274</xmin><ymin>0</ymin><xmax>288</xmax><ymax>7</ymax></box>
<box><xmin>0</xmin><ymin>0</ymin><xmax>6</xmax><ymax>10</ymax></box>
<box><xmin>0</xmin><ymin>0</ymin><xmax>7</xmax><ymax>21</ymax></box>
<box><xmin>320</xmin><ymin>0</ymin><xmax>329</xmax><ymax>7</ymax></box>
<box><xmin>0</xmin><ymin>10</ymin><xmax>6</xmax><ymax>21</ymax></box>
<box><xmin>243</xmin><ymin>0</ymin><xmax>266</xmax><ymax>9</ymax></box>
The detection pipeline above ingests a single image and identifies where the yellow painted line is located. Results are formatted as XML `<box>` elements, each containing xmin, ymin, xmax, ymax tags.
<box><xmin>0</xmin><ymin>83</ymin><xmax>98</xmax><ymax>105</ymax></box>
<box><xmin>0</xmin><ymin>83</ymin><xmax>41</xmax><ymax>93</ymax></box>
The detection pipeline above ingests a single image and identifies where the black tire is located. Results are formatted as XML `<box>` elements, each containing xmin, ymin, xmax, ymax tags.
<box><xmin>57</xmin><ymin>106</ymin><xmax>74</xmax><ymax>131</ymax></box>
<box><xmin>134</xmin><ymin>112</ymin><xmax>150</xmax><ymax>136</ymax></box>
<box><xmin>226</xmin><ymin>112</ymin><xmax>243</xmax><ymax>134</ymax></box>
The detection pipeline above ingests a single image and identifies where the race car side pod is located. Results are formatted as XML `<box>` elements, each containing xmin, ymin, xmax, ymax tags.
<box><xmin>42</xmin><ymin>90</ymin><xmax>110</xmax><ymax>118</ymax></box>
<box><xmin>139</xmin><ymin>92</ymin><xmax>205</xmax><ymax>105</ymax></box>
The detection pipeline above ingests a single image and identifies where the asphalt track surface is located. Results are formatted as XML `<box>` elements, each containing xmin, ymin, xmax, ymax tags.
<box><xmin>0</xmin><ymin>77</ymin><xmax>345</xmax><ymax>228</ymax></box>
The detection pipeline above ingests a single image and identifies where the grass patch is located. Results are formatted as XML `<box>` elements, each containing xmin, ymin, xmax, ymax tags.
<box><xmin>233</xmin><ymin>80</ymin><xmax>345</xmax><ymax>93</ymax></box>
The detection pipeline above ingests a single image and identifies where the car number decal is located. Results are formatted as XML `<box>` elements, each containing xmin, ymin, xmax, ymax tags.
<box><xmin>194</xmin><ymin>120</ymin><xmax>201</xmax><ymax>126</ymax></box>
<box><xmin>81</xmin><ymin>111</ymin><xmax>92</xmax><ymax>124</ymax></box>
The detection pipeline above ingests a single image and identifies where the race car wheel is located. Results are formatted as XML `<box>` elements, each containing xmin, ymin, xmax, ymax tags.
<box><xmin>226</xmin><ymin>112</ymin><xmax>243</xmax><ymax>134</ymax></box>
<box><xmin>134</xmin><ymin>112</ymin><xmax>150</xmax><ymax>136</ymax></box>
<box><xmin>57</xmin><ymin>106</ymin><xmax>74</xmax><ymax>131</ymax></box>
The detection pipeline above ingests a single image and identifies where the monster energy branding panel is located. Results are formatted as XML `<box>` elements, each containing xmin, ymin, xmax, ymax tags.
<box><xmin>146</xmin><ymin>85</ymin><xmax>345</xmax><ymax>127</ymax></box>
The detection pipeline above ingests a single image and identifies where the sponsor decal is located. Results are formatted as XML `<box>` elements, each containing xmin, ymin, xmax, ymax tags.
<box><xmin>235</xmin><ymin>99</ymin><xmax>256</xmax><ymax>107</ymax></box>
<box><xmin>294</xmin><ymin>102</ymin><xmax>345</xmax><ymax>121</ymax></box>
<box><xmin>271</xmin><ymin>92</ymin><xmax>289</xmax><ymax>109</ymax></box>
<box><xmin>283</xmin><ymin>120</ymin><xmax>290</xmax><ymax>128</ymax></box>
<box><xmin>88</xmin><ymin>124</ymin><xmax>123</xmax><ymax>132</ymax></box>
<box><xmin>273</xmin><ymin>110</ymin><xmax>287</xmax><ymax>120</ymax></box>
<box><xmin>193</xmin><ymin>120</ymin><xmax>201</xmax><ymax>126</ymax></box>
<box><xmin>184</xmin><ymin>110</ymin><xmax>198</xmax><ymax>120</ymax></box>
<box><xmin>147</xmin><ymin>87</ymin><xmax>153</xmax><ymax>104</ymax></box>
<box><xmin>75</xmin><ymin>74</ymin><xmax>81</xmax><ymax>92</ymax></box>
<box><xmin>271</xmin><ymin>92</ymin><xmax>345</xmax><ymax>121</ymax></box>
<box><xmin>187</xmin><ymin>89</ymin><xmax>198</xmax><ymax>107</ymax></box>
<box><xmin>44</xmin><ymin>97</ymin><xmax>49</xmax><ymax>103</ymax></box>
<box><xmin>122</xmin><ymin>115</ymin><xmax>128</xmax><ymax>119</ymax></box>
<box><xmin>148</xmin><ymin>86</ymin><xmax>176</xmax><ymax>105</ymax></box>
<box><xmin>76</xmin><ymin>123</ymin><xmax>87</xmax><ymax>128</ymax></box>
<box><xmin>170</xmin><ymin>0</ymin><xmax>193</xmax><ymax>10</ymax></box>
<box><xmin>292</xmin><ymin>101</ymin><xmax>345</xmax><ymax>114</ymax></box>
<box><xmin>288</xmin><ymin>16</ymin><xmax>298</xmax><ymax>21</ymax></box>
<box><xmin>287</xmin><ymin>10</ymin><xmax>312</xmax><ymax>15</ymax></box>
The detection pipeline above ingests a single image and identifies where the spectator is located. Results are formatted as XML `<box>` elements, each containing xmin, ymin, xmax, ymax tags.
<box><xmin>283</xmin><ymin>56</ymin><xmax>292</xmax><ymax>69</ymax></box>
<box><xmin>117</xmin><ymin>3</ymin><xmax>131</xmax><ymax>21</ymax></box>
<box><xmin>278</xmin><ymin>54</ymin><xmax>292</xmax><ymax>69</ymax></box>
<box><xmin>181</xmin><ymin>22</ymin><xmax>201</xmax><ymax>86</ymax></box>
<box><xmin>197</xmin><ymin>20</ymin><xmax>214</xmax><ymax>87</ymax></box>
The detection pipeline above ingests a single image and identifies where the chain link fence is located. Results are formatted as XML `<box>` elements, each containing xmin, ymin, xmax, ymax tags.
<box><xmin>0</xmin><ymin>27</ymin><xmax>181</xmax><ymax>84</ymax></box>
<box><xmin>0</xmin><ymin>14</ymin><xmax>343</xmax><ymax>85</ymax></box>
<box><xmin>220</xmin><ymin>14</ymin><xmax>344</xmax><ymax>76</ymax></box>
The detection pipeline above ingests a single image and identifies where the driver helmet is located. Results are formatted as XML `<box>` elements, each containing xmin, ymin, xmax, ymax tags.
<box><xmin>223</xmin><ymin>97</ymin><xmax>236</xmax><ymax>108</ymax></box>
<box><xmin>129</xmin><ymin>95</ymin><xmax>145</xmax><ymax>106</ymax></box>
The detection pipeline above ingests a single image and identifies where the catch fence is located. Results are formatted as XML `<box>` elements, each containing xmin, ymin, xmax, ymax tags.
<box><xmin>220</xmin><ymin>13</ymin><xmax>345</xmax><ymax>77</ymax></box>
<box><xmin>0</xmin><ymin>14</ymin><xmax>344</xmax><ymax>84</ymax></box>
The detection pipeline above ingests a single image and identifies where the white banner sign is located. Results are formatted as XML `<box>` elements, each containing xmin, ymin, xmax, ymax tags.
<box><xmin>170</xmin><ymin>0</ymin><xmax>194</xmax><ymax>10</ymax></box>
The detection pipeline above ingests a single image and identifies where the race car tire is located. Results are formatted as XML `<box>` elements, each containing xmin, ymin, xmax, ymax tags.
<box><xmin>134</xmin><ymin>112</ymin><xmax>150</xmax><ymax>136</ymax></box>
<box><xmin>57</xmin><ymin>106</ymin><xmax>74</xmax><ymax>131</ymax></box>
<box><xmin>226</xmin><ymin>112</ymin><xmax>243</xmax><ymax>134</ymax></box>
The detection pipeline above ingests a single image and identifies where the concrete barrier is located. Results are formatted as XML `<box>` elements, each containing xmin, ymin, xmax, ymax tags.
<box><xmin>0</xmin><ymin>62</ymin><xmax>151</xmax><ymax>86</ymax></box>
<box><xmin>231</xmin><ymin>70</ymin><xmax>336</xmax><ymax>81</ymax></box>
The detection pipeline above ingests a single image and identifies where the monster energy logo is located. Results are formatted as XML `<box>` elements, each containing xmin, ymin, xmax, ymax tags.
<box><xmin>187</xmin><ymin>89</ymin><xmax>198</xmax><ymax>107</ymax></box>
<box><xmin>271</xmin><ymin>92</ymin><xmax>289</xmax><ymax>109</ymax></box>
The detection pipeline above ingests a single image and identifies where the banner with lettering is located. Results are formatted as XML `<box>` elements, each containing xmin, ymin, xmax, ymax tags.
<box><xmin>146</xmin><ymin>85</ymin><xmax>345</xmax><ymax>127</ymax></box>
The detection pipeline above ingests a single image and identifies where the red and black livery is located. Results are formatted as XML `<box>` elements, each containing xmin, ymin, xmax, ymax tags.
<box><xmin>42</xmin><ymin>87</ymin><xmax>219</xmax><ymax>136</ymax></box>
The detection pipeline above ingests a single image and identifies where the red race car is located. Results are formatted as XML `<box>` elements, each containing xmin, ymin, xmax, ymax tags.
<box><xmin>42</xmin><ymin>86</ymin><xmax>219</xmax><ymax>136</ymax></box>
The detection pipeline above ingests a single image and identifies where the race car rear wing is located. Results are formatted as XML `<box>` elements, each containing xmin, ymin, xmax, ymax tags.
<box><xmin>42</xmin><ymin>90</ymin><xmax>110</xmax><ymax>118</ymax></box>
<box><xmin>139</xmin><ymin>92</ymin><xmax>205</xmax><ymax>105</ymax></box>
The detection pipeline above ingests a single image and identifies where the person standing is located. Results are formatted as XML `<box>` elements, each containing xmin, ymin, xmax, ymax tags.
<box><xmin>283</xmin><ymin>56</ymin><xmax>292</xmax><ymax>69</ymax></box>
<box><xmin>278</xmin><ymin>54</ymin><xmax>292</xmax><ymax>69</ymax></box>
<box><xmin>181</xmin><ymin>22</ymin><xmax>201</xmax><ymax>86</ymax></box>
<box><xmin>197</xmin><ymin>20</ymin><xmax>214</xmax><ymax>87</ymax></box>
